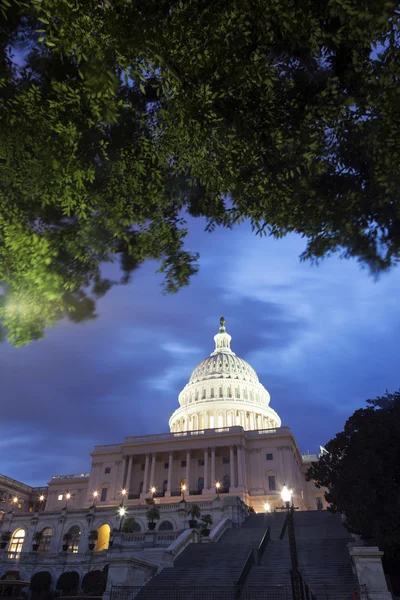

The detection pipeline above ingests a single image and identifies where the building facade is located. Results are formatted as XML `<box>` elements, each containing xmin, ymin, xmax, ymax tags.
<box><xmin>0</xmin><ymin>318</ymin><xmax>326</xmax><ymax>593</ymax></box>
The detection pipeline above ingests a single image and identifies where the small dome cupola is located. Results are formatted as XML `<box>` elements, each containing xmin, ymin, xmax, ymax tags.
<box><xmin>212</xmin><ymin>316</ymin><xmax>234</xmax><ymax>355</ymax></box>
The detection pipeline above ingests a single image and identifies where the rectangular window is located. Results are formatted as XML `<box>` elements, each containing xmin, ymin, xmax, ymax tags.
<box><xmin>266</xmin><ymin>453</ymin><xmax>273</xmax><ymax>461</ymax></box>
<box><xmin>181</xmin><ymin>460</ymin><xmax>186</xmax><ymax>468</ymax></box>
<box><xmin>101</xmin><ymin>487</ymin><xmax>107</xmax><ymax>502</ymax></box>
<box><xmin>58</xmin><ymin>494</ymin><xmax>63</xmax><ymax>501</ymax></box>
<box><xmin>268</xmin><ymin>476</ymin><xmax>276</xmax><ymax>491</ymax></box>
<box><xmin>141</xmin><ymin>463</ymin><xmax>145</xmax><ymax>471</ymax></box>
<box><xmin>198</xmin><ymin>459</ymin><xmax>204</xmax><ymax>466</ymax></box>
<box><xmin>222</xmin><ymin>456</ymin><xmax>230</xmax><ymax>464</ymax></box>
<box><xmin>164</xmin><ymin>462</ymin><xmax>169</xmax><ymax>469</ymax></box>
<box><xmin>105</xmin><ymin>467</ymin><xmax>111</xmax><ymax>474</ymax></box>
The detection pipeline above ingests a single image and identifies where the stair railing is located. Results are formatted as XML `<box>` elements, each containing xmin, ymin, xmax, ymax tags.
<box><xmin>291</xmin><ymin>568</ymin><xmax>317</xmax><ymax>600</ymax></box>
<box><xmin>257</xmin><ymin>526</ymin><xmax>271</xmax><ymax>564</ymax></box>
<box><xmin>236</xmin><ymin>549</ymin><xmax>255</xmax><ymax>589</ymax></box>
<box><xmin>279</xmin><ymin>513</ymin><xmax>289</xmax><ymax>540</ymax></box>
<box><xmin>236</xmin><ymin>525</ymin><xmax>271</xmax><ymax>595</ymax></box>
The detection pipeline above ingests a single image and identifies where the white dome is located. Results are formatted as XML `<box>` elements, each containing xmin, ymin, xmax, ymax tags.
<box><xmin>169</xmin><ymin>317</ymin><xmax>281</xmax><ymax>433</ymax></box>
<box><xmin>189</xmin><ymin>352</ymin><xmax>259</xmax><ymax>385</ymax></box>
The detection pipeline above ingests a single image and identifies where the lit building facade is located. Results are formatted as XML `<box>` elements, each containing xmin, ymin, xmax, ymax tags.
<box><xmin>0</xmin><ymin>318</ymin><xmax>326</xmax><ymax>592</ymax></box>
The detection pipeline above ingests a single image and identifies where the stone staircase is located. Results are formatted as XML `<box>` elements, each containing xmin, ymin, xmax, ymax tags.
<box><xmin>141</xmin><ymin>515</ymin><xmax>266</xmax><ymax>591</ymax></box>
<box><xmin>134</xmin><ymin>511</ymin><xmax>359</xmax><ymax>599</ymax></box>
<box><xmin>248</xmin><ymin>510</ymin><xmax>359</xmax><ymax>597</ymax></box>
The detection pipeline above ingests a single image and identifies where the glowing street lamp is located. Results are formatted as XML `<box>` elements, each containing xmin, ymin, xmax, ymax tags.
<box><xmin>150</xmin><ymin>486</ymin><xmax>156</xmax><ymax>500</ymax></box>
<box><xmin>181</xmin><ymin>483</ymin><xmax>187</xmax><ymax>502</ymax></box>
<box><xmin>92</xmin><ymin>491</ymin><xmax>99</xmax><ymax>506</ymax></box>
<box><xmin>64</xmin><ymin>492</ymin><xmax>71</xmax><ymax>509</ymax></box>
<box><xmin>264</xmin><ymin>502</ymin><xmax>271</xmax><ymax>513</ymax></box>
<box><xmin>39</xmin><ymin>495</ymin><xmax>45</xmax><ymax>502</ymax></box>
<box><xmin>281</xmin><ymin>485</ymin><xmax>293</xmax><ymax>506</ymax></box>
<box><xmin>121</xmin><ymin>489</ymin><xmax>127</xmax><ymax>505</ymax></box>
<box><xmin>215</xmin><ymin>482</ymin><xmax>221</xmax><ymax>500</ymax></box>
<box><xmin>118</xmin><ymin>505</ymin><xmax>127</xmax><ymax>531</ymax></box>
<box><xmin>279</xmin><ymin>485</ymin><xmax>300</xmax><ymax>599</ymax></box>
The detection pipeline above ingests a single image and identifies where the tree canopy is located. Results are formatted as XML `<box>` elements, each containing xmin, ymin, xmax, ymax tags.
<box><xmin>1</xmin><ymin>0</ymin><xmax>400</xmax><ymax>345</ymax></box>
<box><xmin>306</xmin><ymin>390</ymin><xmax>400</xmax><ymax>572</ymax></box>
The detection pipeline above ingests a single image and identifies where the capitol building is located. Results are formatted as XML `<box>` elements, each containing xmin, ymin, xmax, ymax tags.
<box><xmin>0</xmin><ymin>318</ymin><xmax>334</xmax><ymax>595</ymax></box>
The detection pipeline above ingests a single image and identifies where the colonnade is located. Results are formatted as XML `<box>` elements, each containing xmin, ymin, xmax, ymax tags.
<box><xmin>170</xmin><ymin>410</ymin><xmax>276</xmax><ymax>433</ymax></box>
<box><xmin>119</xmin><ymin>445</ymin><xmax>246</xmax><ymax>498</ymax></box>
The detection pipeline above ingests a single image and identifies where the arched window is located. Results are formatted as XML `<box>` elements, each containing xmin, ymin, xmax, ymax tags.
<box><xmin>67</xmin><ymin>525</ymin><xmax>80</xmax><ymax>553</ymax></box>
<box><xmin>198</xmin><ymin>477</ymin><xmax>204</xmax><ymax>491</ymax></box>
<box><xmin>9</xmin><ymin>528</ymin><xmax>25</xmax><ymax>554</ymax></box>
<box><xmin>210</xmin><ymin>388</ymin><xmax>214</xmax><ymax>398</ymax></box>
<box><xmin>195</xmin><ymin>391</ymin><xmax>199</xmax><ymax>401</ymax></box>
<box><xmin>163</xmin><ymin>480</ymin><xmax>168</xmax><ymax>493</ymax></box>
<box><xmin>235</xmin><ymin>388</ymin><xmax>240</xmax><ymax>398</ymax></box>
<box><xmin>223</xmin><ymin>475</ymin><xmax>230</xmax><ymax>490</ymax></box>
<box><xmin>158</xmin><ymin>521</ymin><xmax>173</xmax><ymax>531</ymax></box>
<box><xmin>244</xmin><ymin>389</ymin><xmax>248</xmax><ymax>399</ymax></box>
<box><xmin>94</xmin><ymin>524</ymin><xmax>110</xmax><ymax>552</ymax></box>
<box><xmin>38</xmin><ymin>527</ymin><xmax>52</xmax><ymax>552</ymax></box>
<box><xmin>227</xmin><ymin>387</ymin><xmax>232</xmax><ymax>398</ymax></box>
<box><xmin>202</xmin><ymin>389</ymin><xmax>206</xmax><ymax>399</ymax></box>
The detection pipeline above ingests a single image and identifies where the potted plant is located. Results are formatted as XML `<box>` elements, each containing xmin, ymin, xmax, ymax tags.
<box><xmin>0</xmin><ymin>532</ymin><xmax>11</xmax><ymax>549</ymax></box>
<box><xmin>122</xmin><ymin>517</ymin><xmax>136</xmax><ymax>533</ymax></box>
<box><xmin>187</xmin><ymin>504</ymin><xmax>201</xmax><ymax>528</ymax></box>
<box><xmin>32</xmin><ymin>530</ymin><xmax>44</xmax><ymax>551</ymax></box>
<box><xmin>88</xmin><ymin>529</ymin><xmax>98</xmax><ymax>551</ymax></box>
<box><xmin>146</xmin><ymin>506</ymin><xmax>160</xmax><ymax>531</ymax></box>
<box><xmin>200</xmin><ymin>514</ymin><xmax>213</xmax><ymax>536</ymax></box>
<box><xmin>62</xmin><ymin>531</ymin><xmax>72</xmax><ymax>552</ymax></box>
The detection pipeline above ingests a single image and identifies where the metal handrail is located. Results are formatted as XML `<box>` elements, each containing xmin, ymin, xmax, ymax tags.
<box><xmin>236</xmin><ymin>549</ymin><xmax>255</xmax><ymax>588</ymax></box>
<box><xmin>292</xmin><ymin>568</ymin><xmax>317</xmax><ymax>600</ymax></box>
<box><xmin>279</xmin><ymin>514</ymin><xmax>288</xmax><ymax>540</ymax></box>
<box><xmin>257</xmin><ymin>526</ymin><xmax>270</xmax><ymax>564</ymax></box>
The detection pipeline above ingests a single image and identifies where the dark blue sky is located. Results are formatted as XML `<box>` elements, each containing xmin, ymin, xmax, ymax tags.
<box><xmin>1</xmin><ymin>219</ymin><xmax>399</xmax><ymax>487</ymax></box>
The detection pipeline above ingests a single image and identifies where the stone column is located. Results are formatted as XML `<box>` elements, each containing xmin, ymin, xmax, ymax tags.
<box><xmin>349</xmin><ymin>546</ymin><xmax>392</xmax><ymax>599</ymax></box>
<box><xmin>211</xmin><ymin>447</ymin><xmax>216</xmax><ymax>488</ymax></box>
<box><xmin>229</xmin><ymin>446</ymin><xmax>235</xmax><ymax>489</ymax></box>
<box><xmin>237</xmin><ymin>446</ymin><xmax>244</xmax><ymax>487</ymax></box>
<box><xmin>125</xmin><ymin>456</ymin><xmax>133</xmax><ymax>494</ymax></box>
<box><xmin>141</xmin><ymin>453</ymin><xmax>150</xmax><ymax>497</ymax></box>
<box><xmin>185</xmin><ymin>449</ymin><xmax>191</xmax><ymax>493</ymax></box>
<box><xmin>119</xmin><ymin>457</ymin><xmax>127</xmax><ymax>492</ymax></box>
<box><xmin>165</xmin><ymin>452</ymin><xmax>173</xmax><ymax>497</ymax></box>
<box><xmin>112</xmin><ymin>460</ymin><xmax>121</xmax><ymax>500</ymax></box>
<box><xmin>204</xmin><ymin>448</ymin><xmax>209</xmax><ymax>490</ymax></box>
<box><xmin>149</xmin><ymin>453</ymin><xmax>156</xmax><ymax>489</ymax></box>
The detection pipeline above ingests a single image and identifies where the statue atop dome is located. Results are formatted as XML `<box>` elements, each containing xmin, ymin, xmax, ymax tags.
<box><xmin>219</xmin><ymin>316</ymin><xmax>226</xmax><ymax>332</ymax></box>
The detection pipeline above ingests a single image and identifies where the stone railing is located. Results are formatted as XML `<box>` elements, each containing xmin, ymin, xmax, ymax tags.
<box><xmin>209</xmin><ymin>518</ymin><xmax>232</xmax><ymax>542</ymax></box>
<box><xmin>51</xmin><ymin>473</ymin><xmax>90</xmax><ymax>481</ymax></box>
<box><xmin>166</xmin><ymin>528</ymin><xmax>200</xmax><ymax>559</ymax></box>
<box><xmin>0</xmin><ymin>474</ymin><xmax>32</xmax><ymax>493</ymax></box>
<box><xmin>121</xmin><ymin>533</ymin><xmax>146</xmax><ymax>543</ymax></box>
<box><xmin>0</xmin><ymin>550</ymin><xmax>109</xmax><ymax>564</ymax></box>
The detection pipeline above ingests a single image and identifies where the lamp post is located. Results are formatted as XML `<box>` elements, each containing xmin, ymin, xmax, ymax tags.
<box><xmin>279</xmin><ymin>485</ymin><xmax>301</xmax><ymax>600</ymax></box>
<box><xmin>215</xmin><ymin>482</ymin><xmax>221</xmax><ymax>500</ymax></box>
<box><xmin>64</xmin><ymin>492</ymin><xmax>71</xmax><ymax>510</ymax></box>
<box><xmin>264</xmin><ymin>502</ymin><xmax>271</xmax><ymax>513</ymax></box>
<box><xmin>117</xmin><ymin>505</ymin><xmax>127</xmax><ymax>532</ymax></box>
<box><xmin>7</xmin><ymin>497</ymin><xmax>18</xmax><ymax>532</ymax></box>
<box><xmin>121</xmin><ymin>488</ymin><xmax>127</xmax><ymax>505</ymax></box>
<box><xmin>151</xmin><ymin>487</ymin><xmax>156</xmax><ymax>501</ymax></box>
<box><xmin>92</xmin><ymin>491</ymin><xmax>99</xmax><ymax>507</ymax></box>
<box><xmin>181</xmin><ymin>483</ymin><xmax>186</xmax><ymax>502</ymax></box>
